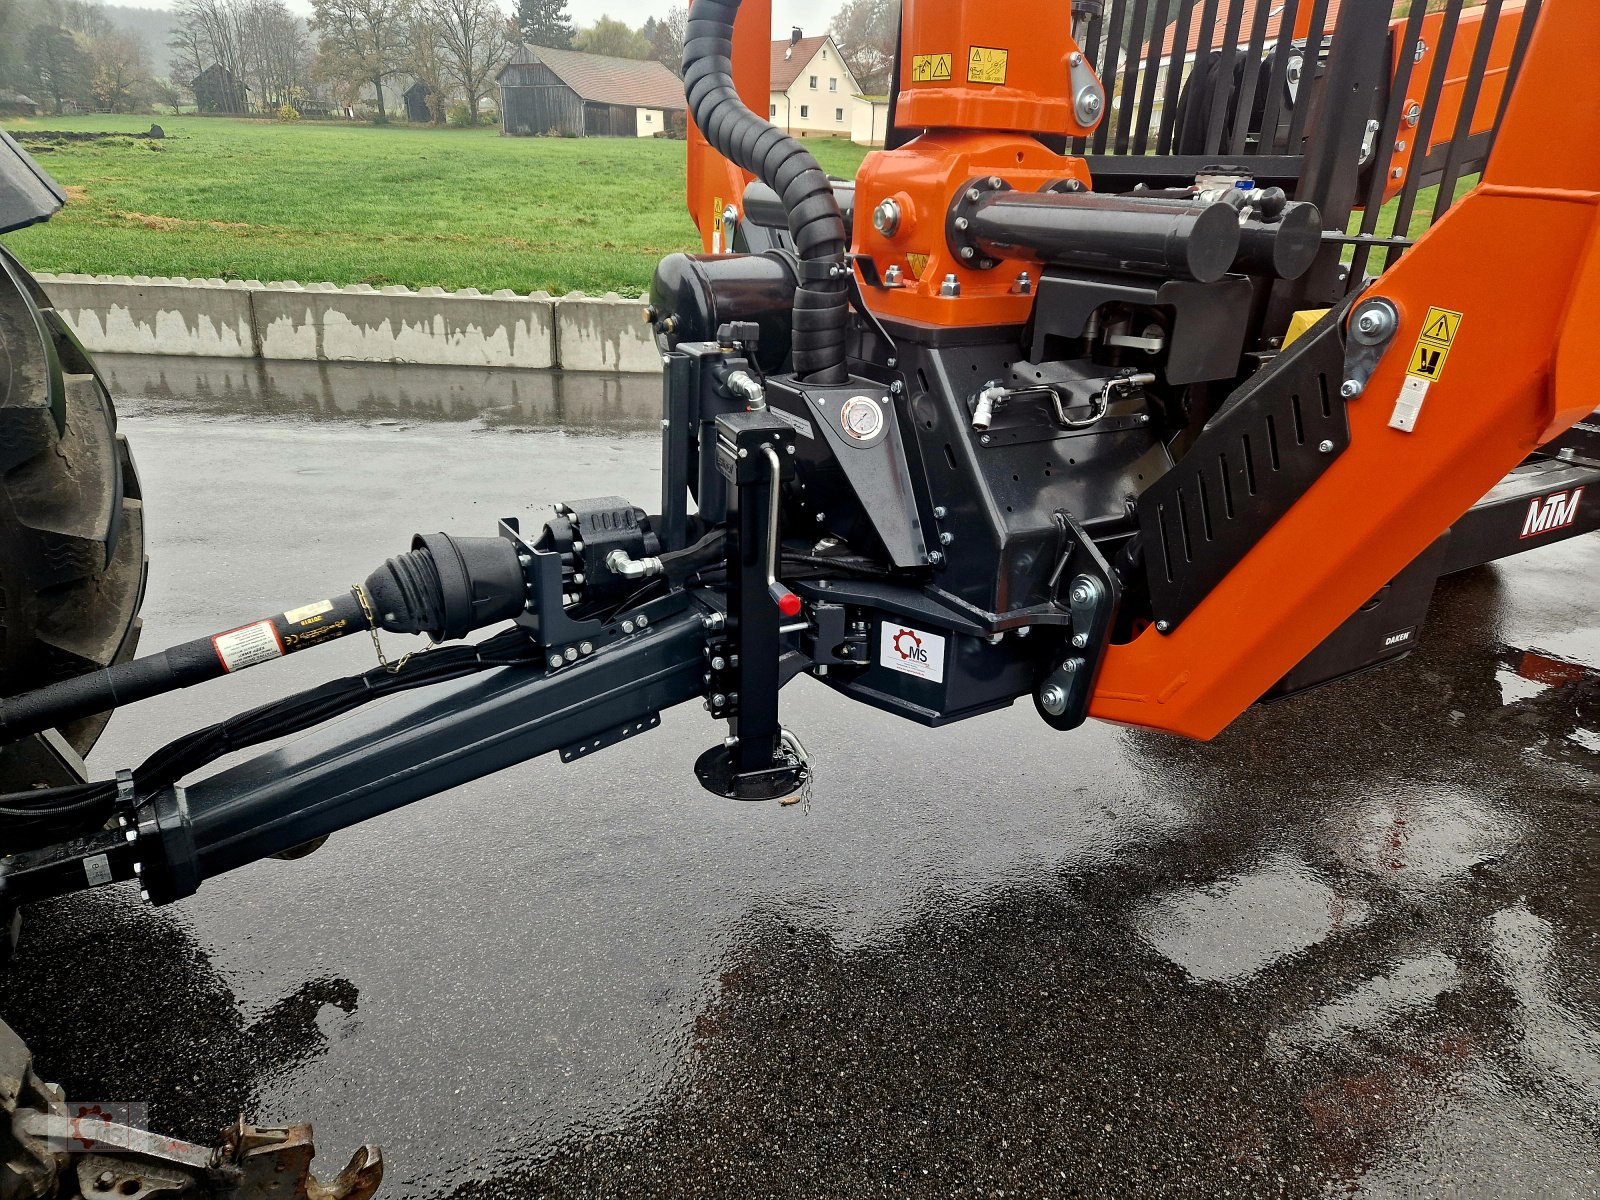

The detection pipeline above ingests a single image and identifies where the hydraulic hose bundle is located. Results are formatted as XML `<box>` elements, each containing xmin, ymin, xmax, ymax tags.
<box><xmin>682</xmin><ymin>0</ymin><xmax>850</xmax><ymax>384</ymax></box>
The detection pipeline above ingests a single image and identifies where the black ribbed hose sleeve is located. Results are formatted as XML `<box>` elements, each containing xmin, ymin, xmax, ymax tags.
<box><xmin>683</xmin><ymin>0</ymin><xmax>850</xmax><ymax>385</ymax></box>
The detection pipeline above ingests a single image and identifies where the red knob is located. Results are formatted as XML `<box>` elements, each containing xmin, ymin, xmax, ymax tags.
<box><xmin>773</xmin><ymin>587</ymin><xmax>802</xmax><ymax>618</ymax></box>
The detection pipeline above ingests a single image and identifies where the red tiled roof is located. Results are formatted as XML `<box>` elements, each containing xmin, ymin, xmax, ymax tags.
<box><xmin>1156</xmin><ymin>0</ymin><xmax>1348</xmax><ymax>58</ymax></box>
<box><xmin>500</xmin><ymin>44</ymin><xmax>686</xmax><ymax>111</ymax></box>
<box><xmin>770</xmin><ymin>35</ymin><xmax>832</xmax><ymax>91</ymax></box>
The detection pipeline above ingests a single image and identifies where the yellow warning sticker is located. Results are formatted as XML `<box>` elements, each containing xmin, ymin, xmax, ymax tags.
<box><xmin>1406</xmin><ymin>305</ymin><xmax>1464</xmax><ymax>381</ymax></box>
<box><xmin>967</xmin><ymin>46</ymin><xmax>1009</xmax><ymax>86</ymax></box>
<box><xmin>1407</xmin><ymin>340</ymin><xmax>1452</xmax><ymax>382</ymax></box>
<box><xmin>911</xmin><ymin>53</ymin><xmax>953</xmax><ymax>82</ymax></box>
<box><xmin>1420</xmin><ymin>306</ymin><xmax>1463</xmax><ymax>345</ymax></box>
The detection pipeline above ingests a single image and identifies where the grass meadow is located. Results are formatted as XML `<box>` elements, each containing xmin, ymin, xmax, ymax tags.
<box><xmin>0</xmin><ymin>115</ymin><xmax>872</xmax><ymax>296</ymax></box>
<box><xmin>0</xmin><ymin>113</ymin><xmax>1469</xmax><ymax>295</ymax></box>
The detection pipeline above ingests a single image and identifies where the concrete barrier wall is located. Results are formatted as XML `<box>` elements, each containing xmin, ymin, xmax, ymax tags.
<box><xmin>34</xmin><ymin>273</ymin><xmax>664</xmax><ymax>374</ymax></box>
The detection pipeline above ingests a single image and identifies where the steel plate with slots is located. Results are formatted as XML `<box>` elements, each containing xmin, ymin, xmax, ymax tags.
<box><xmin>1139</xmin><ymin>312</ymin><xmax>1351</xmax><ymax>630</ymax></box>
<box><xmin>560</xmin><ymin>712</ymin><xmax>662</xmax><ymax>762</ymax></box>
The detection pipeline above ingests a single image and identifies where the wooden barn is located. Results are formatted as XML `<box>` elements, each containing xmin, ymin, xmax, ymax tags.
<box><xmin>498</xmin><ymin>45</ymin><xmax>687</xmax><ymax>138</ymax></box>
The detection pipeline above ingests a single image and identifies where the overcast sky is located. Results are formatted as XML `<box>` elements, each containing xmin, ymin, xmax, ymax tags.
<box><xmin>136</xmin><ymin>0</ymin><xmax>847</xmax><ymax>36</ymax></box>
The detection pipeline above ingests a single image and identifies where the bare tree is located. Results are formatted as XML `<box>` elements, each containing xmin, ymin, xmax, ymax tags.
<box><xmin>238</xmin><ymin>0</ymin><xmax>309</xmax><ymax>109</ymax></box>
<box><xmin>402</xmin><ymin>7</ymin><xmax>449</xmax><ymax>123</ymax></box>
<box><xmin>418</xmin><ymin>0</ymin><xmax>509</xmax><ymax>124</ymax></box>
<box><xmin>173</xmin><ymin>0</ymin><xmax>249</xmax><ymax>103</ymax></box>
<box><xmin>829</xmin><ymin>0</ymin><xmax>898</xmax><ymax>95</ymax></box>
<box><xmin>89</xmin><ymin>29</ymin><xmax>151</xmax><ymax>112</ymax></box>
<box><xmin>644</xmin><ymin>6</ymin><xmax>686</xmax><ymax>77</ymax></box>
<box><xmin>310</xmin><ymin>0</ymin><xmax>409</xmax><ymax>120</ymax></box>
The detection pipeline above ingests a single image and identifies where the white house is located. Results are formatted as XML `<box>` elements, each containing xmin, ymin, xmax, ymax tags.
<box><xmin>768</xmin><ymin>29</ymin><xmax>862</xmax><ymax>139</ymax></box>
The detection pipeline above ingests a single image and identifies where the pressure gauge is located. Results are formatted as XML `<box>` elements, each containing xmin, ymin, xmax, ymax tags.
<box><xmin>841</xmin><ymin>396</ymin><xmax>886</xmax><ymax>442</ymax></box>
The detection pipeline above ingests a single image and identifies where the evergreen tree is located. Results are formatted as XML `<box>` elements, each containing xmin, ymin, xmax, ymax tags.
<box><xmin>516</xmin><ymin>0</ymin><xmax>572</xmax><ymax>48</ymax></box>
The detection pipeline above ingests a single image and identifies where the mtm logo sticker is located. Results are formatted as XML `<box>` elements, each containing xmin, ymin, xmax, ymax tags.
<box><xmin>880</xmin><ymin>622</ymin><xmax>947</xmax><ymax>684</ymax></box>
<box><xmin>1406</xmin><ymin>305</ymin><xmax>1463</xmax><ymax>383</ymax></box>
<box><xmin>967</xmin><ymin>46</ymin><xmax>1009</xmax><ymax>85</ymax></box>
<box><xmin>1521</xmin><ymin>487</ymin><xmax>1585</xmax><ymax>539</ymax></box>
<box><xmin>911</xmin><ymin>53</ymin><xmax>953</xmax><ymax>82</ymax></box>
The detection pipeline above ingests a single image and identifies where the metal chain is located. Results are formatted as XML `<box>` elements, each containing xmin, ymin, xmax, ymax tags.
<box><xmin>779</xmin><ymin>727</ymin><xmax>813</xmax><ymax>814</ymax></box>
<box><xmin>351</xmin><ymin>583</ymin><xmax>418</xmax><ymax>675</ymax></box>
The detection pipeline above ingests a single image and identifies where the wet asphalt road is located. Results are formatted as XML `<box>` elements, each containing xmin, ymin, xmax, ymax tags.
<box><xmin>2</xmin><ymin>353</ymin><xmax>1597</xmax><ymax>1199</ymax></box>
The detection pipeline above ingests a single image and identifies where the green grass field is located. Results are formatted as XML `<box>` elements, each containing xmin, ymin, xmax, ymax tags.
<box><xmin>0</xmin><ymin>113</ymin><xmax>1475</xmax><ymax>295</ymax></box>
<box><xmin>0</xmin><ymin>115</ymin><xmax>872</xmax><ymax>295</ymax></box>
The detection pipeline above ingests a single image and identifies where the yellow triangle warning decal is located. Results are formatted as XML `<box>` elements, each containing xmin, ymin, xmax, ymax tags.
<box><xmin>1419</xmin><ymin>307</ymin><xmax>1462</xmax><ymax>346</ymax></box>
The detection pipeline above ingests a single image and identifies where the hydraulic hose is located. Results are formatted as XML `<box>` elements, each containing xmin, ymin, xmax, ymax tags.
<box><xmin>683</xmin><ymin>0</ymin><xmax>850</xmax><ymax>385</ymax></box>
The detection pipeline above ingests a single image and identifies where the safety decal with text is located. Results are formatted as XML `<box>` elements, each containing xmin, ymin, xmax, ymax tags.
<box><xmin>880</xmin><ymin>623</ymin><xmax>947</xmax><ymax>683</ymax></box>
<box><xmin>967</xmin><ymin>46</ymin><xmax>1009</xmax><ymax>86</ymax></box>
<box><xmin>911</xmin><ymin>53</ymin><xmax>953</xmax><ymax>82</ymax></box>
<box><xmin>213</xmin><ymin>620</ymin><xmax>285</xmax><ymax>673</ymax></box>
<box><xmin>1405</xmin><ymin>305</ymin><xmax>1463</xmax><ymax>383</ymax></box>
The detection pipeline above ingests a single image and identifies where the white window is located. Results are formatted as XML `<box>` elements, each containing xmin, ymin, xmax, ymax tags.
<box><xmin>800</xmin><ymin>104</ymin><xmax>809</xmax><ymax>118</ymax></box>
<box><xmin>809</xmin><ymin>75</ymin><xmax>818</xmax><ymax>89</ymax></box>
<box><xmin>829</xmin><ymin>78</ymin><xmax>838</xmax><ymax>92</ymax></box>
<box><xmin>835</xmin><ymin>107</ymin><xmax>844</xmax><ymax>122</ymax></box>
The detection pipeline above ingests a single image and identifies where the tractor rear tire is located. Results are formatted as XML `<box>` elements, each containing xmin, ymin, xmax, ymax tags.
<box><xmin>0</xmin><ymin>246</ymin><xmax>147</xmax><ymax>794</ymax></box>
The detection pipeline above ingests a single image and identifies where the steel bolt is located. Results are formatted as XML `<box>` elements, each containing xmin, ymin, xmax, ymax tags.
<box><xmin>1069</xmin><ymin>52</ymin><xmax>1083</xmax><ymax>66</ymax></box>
<box><xmin>960</xmin><ymin>246</ymin><xmax>975</xmax><ymax>260</ymax></box>
<box><xmin>738</xmin><ymin>447</ymin><xmax>748</xmax><ymax>458</ymax></box>
<box><xmin>1392</xmin><ymin>168</ymin><xmax>1405</xmax><ymax>180</ymax></box>
<box><xmin>872</xmin><ymin>198</ymin><xmax>902</xmax><ymax>236</ymax></box>
<box><xmin>1319</xmin><ymin>439</ymin><xmax>1336</xmax><ymax>454</ymax></box>
<box><xmin>564</xmin><ymin>647</ymin><xmax>579</xmax><ymax>663</ymax></box>
<box><xmin>1070</xmin><ymin>583</ymin><xmax>1092</xmax><ymax>605</ymax></box>
<box><xmin>711</xmin><ymin>656</ymin><xmax>726</xmax><ymax>671</ymax></box>
<box><xmin>940</xmin><ymin>531</ymin><xmax>954</xmax><ymax>545</ymax></box>
<box><xmin>1357</xmin><ymin>312</ymin><xmax>1383</xmax><ymax>335</ymax></box>
<box><xmin>1063</xmin><ymin>660</ymin><xmax>1079</xmax><ymax>674</ymax></box>
<box><xmin>787</xmin><ymin>444</ymin><xmax>796</xmax><ymax>454</ymax></box>
<box><xmin>97</xmin><ymin>1172</ymin><xmax>116</xmax><ymax>1190</ymax></box>
<box><xmin>1341</xmin><ymin>379</ymin><xmax>1364</xmax><ymax>399</ymax></box>
<box><xmin>637</xmin><ymin>615</ymin><xmax>648</xmax><ymax>628</ymax></box>
<box><xmin>1156</xmin><ymin>620</ymin><xmax>1172</xmax><ymax>633</ymax></box>
<box><xmin>955</xmin><ymin>216</ymin><xmax>970</xmax><ymax>231</ymax></box>
<box><xmin>518</xmin><ymin>553</ymin><xmax>533</xmax><ymax>567</ymax></box>
<box><xmin>711</xmin><ymin>694</ymin><xmax>726</xmax><ymax>707</ymax></box>
<box><xmin>622</xmin><ymin>619</ymin><xmax>636</xmax><ymax>634</ymax></box>
<box><xmin>980</xmin><ymin>434</ymin><xmax>992</xmax><ymax>446</ymax></box>
<box><xmin>1072</xmin><ymin>633</ymin><xmax>1089</xmax><ymax>648</ymax></box>
<box><xmin>1405</xmin><ymin>101</ymin><xmax>1422</xmax><ymax>127</ymax></box>
<box><xmin>933</xmin><ymin>506</ymin><xmax>947</xmax><ymax>519</ymax></box>
<box><xmin>579</xmin><ymin>641</ymin><xmax>594</xmax><ymax>655</ymax></box>
<box><xmin>967</xmin><ymin>187</ymin><xmax>982</xmax><ymax>202</ymax></box>
<box><xmin>928</xmin><ymin>551</ymin><xmax>945</xmax><ymax>565</ymax></box>
<box><xmin>1040</xmin><ymin>684</ymin><xmax>1069</xmax><ymax>716</ymax></box>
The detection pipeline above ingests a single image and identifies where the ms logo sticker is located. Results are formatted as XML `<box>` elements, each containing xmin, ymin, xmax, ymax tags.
<box><xmin>880</xmin><ymin>623</ymin><xmax>947</xmax><ymax>683</ymax></box>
